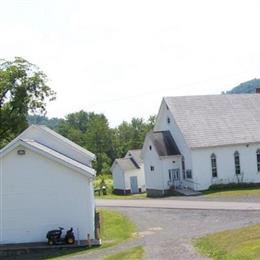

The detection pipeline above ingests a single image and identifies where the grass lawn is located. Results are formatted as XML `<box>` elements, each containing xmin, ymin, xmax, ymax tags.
<box><xmin>203</xmin><ymin>186</ymin><xmax>260</xmax><ymax>197</ymax></box>
<box><xmin>96</xmin><ymin>192</ymin><xmax>147</xmax><ymax>200</ymax></box>
<box><xmin>194</xmin><ymin>223</ymin><xmax>260</xmax><ymax>260</ymax></box>
<box><xmin>12</xmin><ymin>209</ymin><xmax>136</xmax><ymax>260</ymax></box>
<box><xmin>100</xmin><ymin>209</ymin><xmax>137</xmax><ymax>247</ymax></box>
<box><xmin>102</xmin><ymin>246</ymin><xmax>144</xmax><ymax>260</ymax></box>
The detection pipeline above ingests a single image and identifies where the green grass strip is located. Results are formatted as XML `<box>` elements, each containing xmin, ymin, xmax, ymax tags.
<box><xmin>194</xmin><ymin>223</ymin><xmax>260</xmax><ymax>260</ymax></box>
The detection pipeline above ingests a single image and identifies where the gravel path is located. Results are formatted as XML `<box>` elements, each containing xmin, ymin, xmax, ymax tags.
<box><xmin>67</xmin><ymin>238</ymin><xmax>145</xmax><ymax>260</ymax></box>
<box><xmin>96</xmin><ymin>198</ymin><xmax>260</xmax><ymax>210</ymax></box>
<box><xmin>114</xmin><ymin>207</ymin><xmax>260</xmax><ymax>260</ymax></box>
<box><xmin>69</xmin><ymin>196</ymin><xmax>260</xmax><ymax>259</ymax></box>
<box><xmin>70</xmin><ymin>206</ymin><xmax>260</xmax><ymax>260</ymax></box>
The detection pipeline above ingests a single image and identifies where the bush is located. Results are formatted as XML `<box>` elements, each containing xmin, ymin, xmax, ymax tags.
<box><xmin>209</xmin><ymin>182</ymin><xmax>260</xmax><ymax>191</ymax></box>
<box><xmin>94</xmin><ymin>174</ymin><xmax>113</xmax><ymax>194</ymax></box>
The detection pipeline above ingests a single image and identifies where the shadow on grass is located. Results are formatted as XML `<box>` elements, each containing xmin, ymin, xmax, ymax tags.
<box><xmin>3</xmin><ymin>246</ymin><xmax>97</xmax><ymax>260</ymax></box>
<box><xmin>4</xmin><ymin>241</ymin><xmax>121</xmax><ymax>260</ymax></box>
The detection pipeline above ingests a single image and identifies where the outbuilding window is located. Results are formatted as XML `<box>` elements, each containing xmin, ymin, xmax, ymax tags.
<box><xmin>167</xmin><ymin>117</ymin><xmax>170</xmax><ymax>124</ymax></box>
<box><xmin>234</xmin><ymin>151</ymin><xmax>241</xmax><ymax>175</ymax></box>
<box><xmin>150</xmin><ymin>166</ymin><xmax>154</xmax><ymax>171</ymax></box>
<box><xmin>211</xmin><ymin>153</ymin><xmax>217</xmax><ymax>178</ymax></box>
<box><xmin>257</xmin><ymin>149</ymin><xmax>260</xmax><ymax>172</ymax></box>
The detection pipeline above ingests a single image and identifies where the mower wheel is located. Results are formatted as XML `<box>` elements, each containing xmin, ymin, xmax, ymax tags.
<box><xmin>67</xmin><ymin>237</ymin><xmax>75</xmax><ymax>244</ymax></box>
<box><xmin>48</xmin><ymin>240</ymin><xmax>54</xmax><ymax>245</ymax></box>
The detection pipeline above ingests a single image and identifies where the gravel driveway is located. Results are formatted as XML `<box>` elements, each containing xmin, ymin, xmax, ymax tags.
<box><xmin>108</xmin><ymin>207</ymin><xmax>260</xmax><ymax>260</ymax></box>
<box><xmin>96</xmin><ymin>198</ymin><xmax>260</xmax><ymax>210</ymax></box>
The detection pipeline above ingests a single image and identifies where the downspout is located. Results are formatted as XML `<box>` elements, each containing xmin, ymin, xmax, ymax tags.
<box><xmin>123</xmin><ymin>170</ymin><xmax>126</xmax><ymax>195</ymax></box>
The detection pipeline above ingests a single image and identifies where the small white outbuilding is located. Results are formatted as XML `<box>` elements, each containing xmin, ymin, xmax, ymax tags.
<box><xmin>0</xmin><ymin>125</ymin><xmax>98</xmax><ymax>245</ymax></box>
<box><xmin>111</xmin><ymin>150</ymin><xmax>145</xmax><ymax>194</ymax></box>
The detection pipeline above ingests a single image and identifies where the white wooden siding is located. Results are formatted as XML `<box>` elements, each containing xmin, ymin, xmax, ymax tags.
<box><xmin>154</xmin><ymin>99</ymin><xmax>192</xmax><ymax>170</ymax></box>
<box><xmin>0</xmin><ymin>146</ymin><xmax>95</xmax><ymax>244</ymax></box>
<box><xmin>192</xmin><ymin>143</ymin><xmax>260</xmax><ymax>190</ymax></box>
<box><xmin>143</xmin><ymin>139</ymin><xmax>164</xmax><ymax>190</ymax></box>
<box><xmin>112</xmin><ymin>163</ymin><xmax>145</xmax><ymax>192</ymax></box>
<box><xmin>124</xmin><ymin>165</ymin><xmax>146</xmax><ymax>191</ymax></box>
<box><xmin>111</xmin><ymin>164</ymin><xmax>125</xmax><ymax>190</ymax></box>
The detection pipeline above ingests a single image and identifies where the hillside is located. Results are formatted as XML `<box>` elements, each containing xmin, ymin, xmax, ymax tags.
<box><xmin>226</xmin><ymin>78</ymin><xmax>260</xmax><ymax>94</ymax></box>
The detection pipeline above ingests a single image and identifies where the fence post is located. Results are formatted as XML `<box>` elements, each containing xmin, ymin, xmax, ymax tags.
<box><xmin>87</xmin><ymin>233</ymin><xmax>91</xmax><ymax>247</ymax></box>
<box><xmin>95</xmin><ymin>211</ymin><xmax>101</xmax><ymax>240</ymax></box>
<box><xmin>77</xmin><ymin>228</ymin><xmax>80</xmax><ymax>246</ymax></box>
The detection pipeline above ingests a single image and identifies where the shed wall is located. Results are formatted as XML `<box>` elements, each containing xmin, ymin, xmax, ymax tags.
<box><xmin>0</xmin><ymin>146</ymin><xmax>95</xmax><ymax>244</ymax></box>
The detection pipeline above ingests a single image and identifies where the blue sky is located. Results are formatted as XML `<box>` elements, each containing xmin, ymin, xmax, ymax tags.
<box><xmin>1</xmin><ymin>0</ymin><xmax>260</xmax><ymax>126</ymax></box>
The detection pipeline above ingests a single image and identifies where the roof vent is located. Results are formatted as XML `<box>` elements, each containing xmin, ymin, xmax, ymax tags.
<box><xmin>17</xmin><ymin>149</ymin><xmax>26</xmax><ymax>155</ymax></box>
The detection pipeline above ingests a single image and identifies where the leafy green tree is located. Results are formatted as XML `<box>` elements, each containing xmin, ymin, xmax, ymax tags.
<box><xmin>0</xmin><ymin>57</ymin><xmax>56</xmax><ymax>147</ymax></box>
<box><xmin>65</xmin><ymin>110</ymin><xmax>90</xmax><ymax>133</ymax></box>
<box><xmin>58</xmin><ymin>111</ymin><xmax>94</xmax><ymax>148</ymax></box>
<box><xmin>57</xmin><ymin>111</ymin><xmax>114</xmax><ymax>175</ymax></box>
<box><xmin>27</xmin><ymin>115</ymin><xmax>61</xmax><ymax>130</ymax></box>
<box><xmin>84</xmin><ymin>113</ymin><xmax>113</xmax><ymax>174</ymax></box>
<box><xmin>114</xmin><ymin>121</ymin><xmax>133</xmax><ymax>157</ymax></box>
<box><xmin>112</xmin><ymin>116</ymin><xmax>156</xmax><ymax>159</ymax></box>
<box><xmin>147</xmin><ymin>115</ymin><xmax>157</xmax><ymax>128</ymax></box>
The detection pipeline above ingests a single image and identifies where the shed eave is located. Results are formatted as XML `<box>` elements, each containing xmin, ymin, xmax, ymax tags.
<box><xmin>190</xmin><ymin>141</ymin><xmax>260</xmax><ymax>150</ymax></box>
<box><xmin>0</xmin><ymin>140</ymin><xmax>96</xmax><ymax>179</ymax></box>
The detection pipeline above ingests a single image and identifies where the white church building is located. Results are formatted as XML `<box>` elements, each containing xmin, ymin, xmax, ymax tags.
<box><xmin>142</xmin><ymin>93</ymin><xmax>260</xmax><ymax>197</ymax></box>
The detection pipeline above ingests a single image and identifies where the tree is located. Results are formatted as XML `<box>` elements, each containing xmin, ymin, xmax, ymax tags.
<box><xmin>0</xmin><ymin>57</ymin><xmax>56</xmax><ymax>147</ymax></box>
<box><xmin>27</xmin><ymin>115</ymin><xmax>62</xmax><ymax>130</ymax></box>
<box><xmin>114</xmin><ymin>121</ymin><xmax>133</xmax><ymax>157</ymax></box>
<box><xmin>113</xmin><ymin>116</ymin><xmax>156</xmax><ymax>158</ymax></box>
<box><xmin>58</xmin><ymin>111</ymin><xmax>94</xmax><ymax>148</ymax></box>
<box><xmin>64</xmin><ymin>110</ymin><xmax>90</xmax><ymax>133</ymax></box>
<box><xmin>57</xmin><ymin>111</ymin><xmax>114</xmax><ymax>175</ymax></box>
<box><xmin>84</xmin><ymin>113</ymin><xmax>113</xmax><ymax>174</ymax></box>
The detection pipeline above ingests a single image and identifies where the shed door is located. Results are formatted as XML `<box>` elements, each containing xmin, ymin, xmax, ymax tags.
<box><xmin>130</xmin><ymin>176</ymin><xmax>139</xmax><ymax>193</ymax></box>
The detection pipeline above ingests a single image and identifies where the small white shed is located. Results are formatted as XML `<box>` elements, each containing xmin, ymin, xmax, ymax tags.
<box><xmin>111</xmin><ymin>150</ymin><xmax>145</xmax><ymax>194</ymax></box>
<box><xmin>0</xmin><ymin>125</ymin><xmax>98</xmax><ymax>245</ymax></box>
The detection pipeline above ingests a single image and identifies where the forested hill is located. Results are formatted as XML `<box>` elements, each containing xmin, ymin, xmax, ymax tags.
<box><xmin>226</xmin><ymin>78</ymin><xmax>260</xmax><ymax>94</ymax></box>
